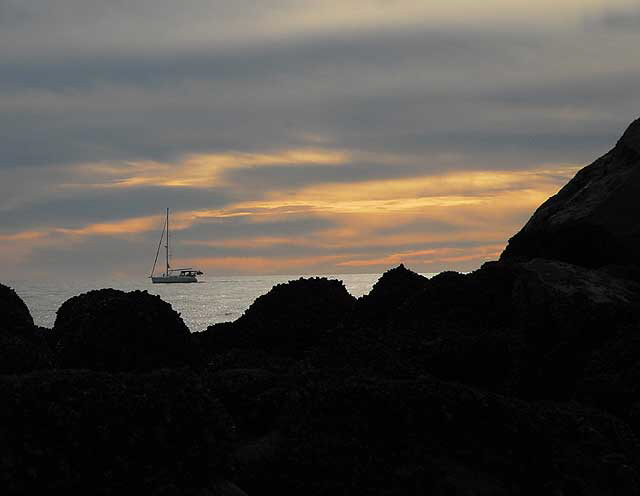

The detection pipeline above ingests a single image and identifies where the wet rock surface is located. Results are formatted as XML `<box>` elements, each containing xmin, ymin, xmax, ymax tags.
<box><xmin>52</xmin><ymin>288</ymin><xmax>194</xmax><ymax>371</ymax></box>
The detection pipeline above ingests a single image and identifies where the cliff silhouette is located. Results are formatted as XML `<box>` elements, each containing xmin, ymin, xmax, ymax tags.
<box><xmin>502</xmin><ymin>117</ymin><xmax>640</xmax><ymax>267</ymax></box>
<box><xmin>3</xmin><ymin>118</ymin><xmax>640</xmax><ymax>495</ymax></box>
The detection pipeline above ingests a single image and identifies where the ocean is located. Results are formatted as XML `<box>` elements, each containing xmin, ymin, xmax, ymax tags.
<box><xmin>6</xmin><ymin>273</ymin><xmax>436</xmax><ymax>332</ymax></box>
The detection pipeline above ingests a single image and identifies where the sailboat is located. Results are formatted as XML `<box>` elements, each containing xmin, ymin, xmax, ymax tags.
<box><xmin>150</xmin><ymin>208</ymin><xmax>203</xmax><ymax>283</ymax></box>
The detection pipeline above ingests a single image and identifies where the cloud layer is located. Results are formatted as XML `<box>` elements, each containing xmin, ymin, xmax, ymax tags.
<box><xmin>2</xmin><ymin>0</ymin><xmax>639</xmax><ymax>278</ymax></box>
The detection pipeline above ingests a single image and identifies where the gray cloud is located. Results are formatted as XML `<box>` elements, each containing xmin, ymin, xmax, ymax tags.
<box><xmin>24</xmin><ymin>235</ymin><xmax>158</xmax><ymax>278</ymax></box>
<box><xmin>0</xmin><ymin>30</ymin><xmax>532</xmax><ymax>92</ymax></box>
<box><xmin>2</xmin><ymin>24</ymin><xmax>638</xmax><ymax>171</ymax></box>
<box><xmin>593</xmin><ymin>8</ymin><xmax>640</xmax><ymax>31</ymax></box>
<box><xmin>0</xmin><ymin>186</ymin><xmax>232</xmax><ymax>231</ymax></box>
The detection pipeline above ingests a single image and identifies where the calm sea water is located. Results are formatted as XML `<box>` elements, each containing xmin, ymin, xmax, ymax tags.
<box><xmin>6</xmin><ymin>273</ymin><xmax>436</xmax><ymax>332</ymax></box>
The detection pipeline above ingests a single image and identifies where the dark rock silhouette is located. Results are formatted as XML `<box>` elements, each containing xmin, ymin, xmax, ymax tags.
<box><xmin>195</xmin><ymin>277</ymin><xmax>355</xmax><ymax>359</ymax></box>
<box><xmin>52</xmin><ymin>289</ymin><xmax>194</xmax><ymax>371</ymax></box>
<box><xmin>0</xmin><ymin>369</ymin><xmax>235</xmax><ymax>496</ymax></box>
<box><xmin>206</xmin><ymin>348</ymin><xmax>296</xmax><ymax>373</ymax></box>
<box><xmin>0</xmin><ymin>283</ymin><xmax>54</xmax><ymax>373</ymax></box>
<box><xmin>397</xmin><ymin>259</ymin><xmax>640</xmax><ymax>398</ymax></box>
<box><xmin>502</xmin><ymin>117</ymin><xmax>640</xmax><ymax>268</ymax></box>
<box><xmin>236</xmin><ymin>276</ymin><xmax>355</xmax><ymax>338</ymax></box>
<box><xmin>350</xmin><ymin>263</ymin><xmax>428</xmax><ymax>323</ymax></box>
<box><xmin>400</xmin><ymin>262</ymin><xmax>517</xmax><ymax>331</ymax></box>
<box><xmin>0</xmin><ymin>283</ymin><xmax>33</xmax><ymax>334</ymax></box>
<box><xmin>306</xmin><ymin>263</ymin><xmax>519</xmax><ymax>384</ymax></box>
<box><xmin>253</xmin><ymin>374</ymin><xmax>639</xmax><ymax>496</ymax></box>
<box><xmin>305</xmin><ymin>258</ymin><xmax>640</xmax><ymax>401</ymax></box>
<box><xmin>204</xmin><ymin>368</ymin><xmax>283</xmax><ymax>438</ymax></box>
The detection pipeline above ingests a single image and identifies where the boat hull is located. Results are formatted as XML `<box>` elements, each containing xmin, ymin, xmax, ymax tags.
<box><xmin>151</xmin><ymin>275</ymin><xmax>198</xmax><ymax>284</ymax></box>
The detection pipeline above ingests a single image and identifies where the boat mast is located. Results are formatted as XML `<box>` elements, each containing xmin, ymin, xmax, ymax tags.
<box><xmin>150</xmin><ymin>212</ymin><xmax>166</xmax><ymax>278</ymax></box>
<box><xmin>165</xmin><ymin>207</ymin><xmax>170</xmax><ymax>276</ymax></box>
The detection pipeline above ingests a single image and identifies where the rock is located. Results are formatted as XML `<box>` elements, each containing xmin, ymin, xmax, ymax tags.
<box><xmin>0</xmin><ymin>283</ymin><xmax>54</xmax><ymax>373</ymax></box>
<box><xmin>511</xmin><ymin>259</ymin><xmax>640</xmax><ymax>344</ymax></box>
<box><xmin>401</xmin><ymin>261</ymin><xmax>517</xmax><ymax>331</ymax></box>
<box><xmin>203</xmin><ymin>348</ymin><xmax>296</xmax><ymax>374</ymax></box>
<box><xmin>0</xmin><ymin>283</ymin><xmax>34</xmax><ymax>335</ymax></box>
<box><xmin>253</xmin><ymin>373</ymin><xmax>639</xmax><ymax>496</ymax></box>
<box><xmin>510</xmin><ymin>259</ymin><xmax>640</xmax><ymax>398</ymax></box>
<box><xmin>575</xmin><ymin>323</ymin><xmax>640</xmax><ymax>431</ymax></box>
<box><xmin>351</xmin><ymin>264</ymin><xmax>428</xmax><ymax>323</ymax></box>
<box><xmin>237</xmin><ymin>277</ymin><xmax>355</xmax><ymax>338</ymax></box>
<box><xmin>304</xmin><ymin>264</ymin><xmax>516</xmax><ymax>382</ymax></box>
<box><xmin>205</xmin><ymin>480</ymin><xmax>249</xmax><ymax>496</ymax></box>
<box><xmin>232</xmin><ymin>432</ymin><xmax>283</xmax><ymax>494</ymax></box>
<box><xmin>204</xmin><ymin>368</ymin><xmax>283</xmax><ymax>437</ymax></box>
<box><xmin>303</xmin><ymin>267</ymin><xmax>515</xmax><ymax>384</ymax></box>
<box><xmin>0</xmin><ymin>333</ymin><xmax>55</xmax><ymax>375</ymax></box>
<box><xmin>195</xmin><ymin>278</ymin><xmax>355</xmax><ymax>359</ymax></box>
<box><xmin>410</xmin><ymin>259</ymin><xmax>640</xmax><ymax>397</ymax></box>
<box><xmin>52</xmin><ymin>289</ymin><xmax>194</xmax><ymax>372</ymax></box>
<box><xmin>502</xmin><ymin>117</ymin><xmax>640</xmax><ymax>268</ymax></box>
<box><xmin>0</xmin><ymin>369</ymin><xmax>235</xmax><ymax>495</ymax></box>
<box><xmin>306</xmin><ymin>258</ymin><xmax>640</xmax><ymax>399</ymax></box>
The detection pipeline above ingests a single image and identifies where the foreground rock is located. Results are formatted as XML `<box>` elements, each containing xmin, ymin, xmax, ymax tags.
<box><xmin>195</xmin><ymin>278</ymin><xmax>355</xmax><ymax>360</ymax></box>
<box><xmin>238</xmin><ymin>374</ymin><xmax>639</xmax><ymax>496</ymax></box>
<box><xmin>0</xmin><ymin>369</ymin><xmax>235</xmax><ymax>496</ymax></box>
<box><xmin>0</xmin><ymin>283</ymin><xmax>54</xmax><ymax>373</ymax></box>
<box><xmin>204</xmin><ymin>368</ymin><xmax>283</xmax><ymax>438</ymax></box>
<box><xmin>350</xmin><ymin>264</ymin><xmax>428</xmax><ymax>324</ymax></box>
<box><xmin>306</xmin><ymin>260</ymin><xmax>640</xmax><ymax>400</ymax></box>
<box><xmin>502</xmin><ymin>117</ymin><xmax>640</xmax><ymax>268</ymax></box>
<box><xmin>52</xmin><ymin>289</ymin><xmax>194</xmax><ymax>371</ymax></box>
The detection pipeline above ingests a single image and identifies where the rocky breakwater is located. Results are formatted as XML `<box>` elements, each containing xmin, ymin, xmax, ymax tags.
<box><xmin>5</xmin><ymin>117</ymin><xmax>640</xmax><ymax>494</ymax></box>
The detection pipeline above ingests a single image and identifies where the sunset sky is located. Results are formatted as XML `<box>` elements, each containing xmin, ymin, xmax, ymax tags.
<box><xmin>2</xmin><ymin>0</ymin><xmax>640</xmax><ymax>279</ymax></box>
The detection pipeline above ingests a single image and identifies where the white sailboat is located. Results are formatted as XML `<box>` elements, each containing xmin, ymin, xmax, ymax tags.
<box><xmin>150</xmin><ymin>208</ymin><xmax>203</xmax><ymax>283</ymax></box>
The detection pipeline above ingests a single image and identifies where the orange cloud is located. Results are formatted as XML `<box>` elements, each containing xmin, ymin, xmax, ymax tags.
<box><xmin>55</xmin><ymin>216</ymin><xmax>160</xmax><ymax>236</ymax></box>
<box><xmin>0</xmin><ymin>230</ymin><xmax>48</xmax><ymax>241</ymax></box>
<box><xmin>67</xmin><ymin>148</ymin><xmax>349</xmax><ymax>190</ymax></box>
<box><xmin>182</xmin><ymin>254</ymin><xmax>346</xmax><ymax>274</ymax></box>
<box><xmin>269</xmin><ymin>166</ymin><xmax>580</xmax><ymax>210</ymax></box>
<box><xmin>337</xmin><ymin>244</ymin><xmax>504</xmax><ymax>268</ymax></box>
<box><xmin>183</xmin><ymin>164</ymin><xmax>579</xmax><ymax>220</ymax></box>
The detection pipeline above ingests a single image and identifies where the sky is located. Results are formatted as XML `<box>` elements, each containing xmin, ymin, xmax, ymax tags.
<box><xmin>2</xmin><ymin>0</ymin><xmax>640</xmax><ymax>279</ymax></box>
